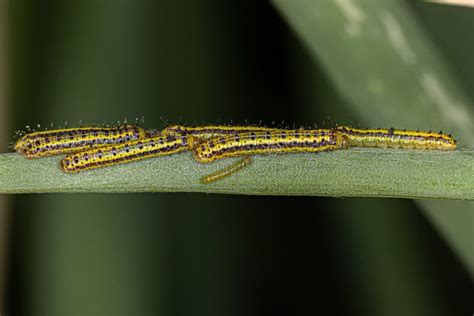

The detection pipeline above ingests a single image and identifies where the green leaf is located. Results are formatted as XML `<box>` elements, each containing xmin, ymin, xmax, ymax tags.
<box><xmin>272</xmin><ymin>0</ymin><xmax>474</xmax><ymax>274</ymax></box>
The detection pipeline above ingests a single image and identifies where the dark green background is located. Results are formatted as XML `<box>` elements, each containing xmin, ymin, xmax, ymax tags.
<box><xmin>3</xmin><ymin>1</ymin><xmax>472</xmax><ymax>315</ymax></box>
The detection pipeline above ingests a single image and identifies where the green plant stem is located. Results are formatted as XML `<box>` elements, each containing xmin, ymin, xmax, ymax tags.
<box><xmin>0</xmin><ymin>149</ymin><xmax>472</xmax><ymax>199</ymax></box>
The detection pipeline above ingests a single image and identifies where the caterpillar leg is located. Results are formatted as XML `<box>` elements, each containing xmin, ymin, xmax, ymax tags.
<box><xmin>200</xmin><ymin>156</ymin><xmax>252</xmax><ymax>184</ymax></box>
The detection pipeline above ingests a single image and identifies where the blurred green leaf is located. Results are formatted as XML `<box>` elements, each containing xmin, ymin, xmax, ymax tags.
<box><xmin>272</xmin><ymin>0</ymin><xmax>474</xmax><ymax>275</ymax></box>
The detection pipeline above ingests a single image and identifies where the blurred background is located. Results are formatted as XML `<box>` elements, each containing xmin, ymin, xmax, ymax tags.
<box><xmin>0</xmin><ymin>0</ymin><xmax>473</xmax><ymax>315</ymax></box>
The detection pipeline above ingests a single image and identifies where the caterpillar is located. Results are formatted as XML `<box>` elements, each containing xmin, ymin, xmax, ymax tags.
<box><xmin>194</xmin><ymin>129</ymin><xmax>348</xmax><ymax>163</ymax></box>
<box><xmin>336</xmin><ymin>126</ymin><xmax>456</xmax><ymax>150</ymax></box>
<box><xmin>15</xmin><ymin>125</ymin><xmax>147</xmax><ymax>159</ymax></box>
<box><xmin>161</xmin><ymin>125</ymin><xmax>282</xmax><ymax>142</ymax></box>
<box><xmin>200</xmin><ymin>157</ymin><xmax>252</xmax><ymax>184</ymax></box>
<box><xmin>61</xmin><ymin>135</ymin><xmax>187</xmax><ymax>173</ymax></box>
